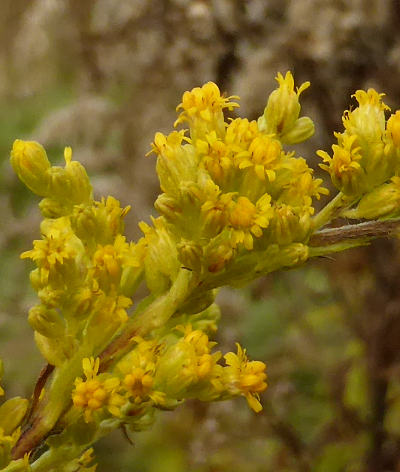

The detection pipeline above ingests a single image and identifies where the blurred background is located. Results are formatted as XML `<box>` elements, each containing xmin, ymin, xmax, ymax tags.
<box><xmin>1</xmin><ymin>0</ymin><xmax>400</xmax><ymax>471</ymax></box>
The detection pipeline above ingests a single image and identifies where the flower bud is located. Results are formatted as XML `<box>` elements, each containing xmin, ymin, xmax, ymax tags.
<box><xmin>177</xmin><ymin>240</ymin><xmax>203</xmax><ymax>272</ymax></box>
<box><xmin>34</xmin><ymin>332</ymin><xmax>67</xmax><ymax>366</ymax></box>
<box><xmin>39</xmin><ymin>197</ymin><xmax>69</xmax><ymax>218</ymax></box>
<box><xmin>48</xmin><ymin>151</ymin><xmax>92</xmax><ymax>206</ymax></box>
<box><xmin>343</xmin><ymin>177</ymin><xmax>400</xmax><ymax>219</ymax></box>
<box><xmin>155</xmin><ymin>342</ymin><xmax>197</xmax><ymax>397</ymax></box>
<box><xmin>259</xmin><ymin>72</ymin><xmax>313</xmax><ymax>144</ymax></box>
<box><xmin>0</xmin><ymin>397</ymin><xmax>29</xmax><ymax>435</ymax></box>
<box><xmin>28</xmin><ymin>305</ymin><xmax>65</xmax><ymax>338</ymax></box>
<box><xmin>140</xmin><ymin>218</ymin><xmax>180</xmax><ymax>294</ymax></box>
<box><xmin>10</xmin><ymin>140</ymin><xmax>51</xmax><ymax>196</ymax></box>
<box><xmin>279</xmin><ymin>116</ymin><xmax>315</xmax><ymax>145</ymax></box>
<box><xmin>154</xmin><ymin>194</ymin><xmax>182</xmax><ymax>223</ymax></box>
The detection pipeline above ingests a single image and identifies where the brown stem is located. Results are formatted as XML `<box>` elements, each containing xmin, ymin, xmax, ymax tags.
<box><xmin>309</xmin><ymin>218</ymin><xmax>400</xmax><ymax>247</ymax></box>
<box><xmin>25</xmin><ymin>364</ymin><xmax>54</xmax><ymax>426</ymax></box>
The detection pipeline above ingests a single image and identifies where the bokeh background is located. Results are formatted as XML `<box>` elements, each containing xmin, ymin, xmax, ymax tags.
<box><xmin>1</xmin><ymin>1</ymin><xmax>400</xmax><ymax>471</ymax></box>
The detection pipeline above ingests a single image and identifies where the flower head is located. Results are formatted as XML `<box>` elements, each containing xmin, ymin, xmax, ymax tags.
<box><xmin>72</xmin><ymin>357</ymin><xmax>123</xmax><ymax>422</ymax></box>
<box><xmin>224</xmin><ymin>344</ymin><xmax>267</xmax><ymax>413</ymax></box>
<box><xmin>229</xmin><ymin>195</ymin><xmax>273</xmax><ymax>250</ymax></box>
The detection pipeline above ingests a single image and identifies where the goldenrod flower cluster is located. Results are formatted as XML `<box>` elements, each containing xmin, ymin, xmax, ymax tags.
<box><xmin>5</xmin><ymin>72</ymin><xmax>400</xmax><ymax>471</ymax></box>
<box><xmin>318</xmin><ymin>89</ymin><xmax>400</xmax><ymax>219</ymax></box>
<box><xmin>150</xmin><ymin>73</ymin><xmax>327</xmax><ymax>283</ymax></box>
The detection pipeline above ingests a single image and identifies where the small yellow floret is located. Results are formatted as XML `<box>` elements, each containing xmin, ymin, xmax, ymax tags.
<box><xmin>236</xmin><ymin>134</ymin><xmax>282</xmax><ymax>181</ymax></box>
<box><xmin>318</xmin><ymin>134</ymin><xmax>364</xmax><ymax>195</ymax></box>
<box><xmin>229</xmin><ymin>195</ymin><xmax>272</xmax><ymax>250</ymax></box>
<box><xmin>174</xmin><ymin>82</ymin><xmax>239</xmax><ymax>128</ymax></box>
<box><xmin>224</xmin><ymin>344</ymin><xmax>267</xmax><ymax>413</ymax></box>
<box><xmin>72</xmin><ymin>357</ymin><xmax>122</xmax><ymax>422</ymax></box>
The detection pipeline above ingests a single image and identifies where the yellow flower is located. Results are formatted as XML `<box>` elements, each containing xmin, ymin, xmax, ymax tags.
<box><xmin>175</xmin><ymin>82</ymin><xmax>239</xmax><ymax>126</ymax></box>
<box><xmin>72</xmin><ymin>196</ymin><xmax>131</xmax><ymax>245</ymax></box>
<box><xmin>225</xmin><ymin>118</ymin><xmax>259</xmax><ymax>150</ymax></box>
<box><xmin>235</xmin><ymin>134</ymin><xmax>282</xmax><ymax>181</ymax></box>
<box><xmin>229</xmin><ymin>195</ymin><xmax>273</xmax><ymax>250</ymax></box>
<box><xmin>147</xmin><ymin>130</ymin><xmax>190</xmax><ymax>157</ymax></box>
<box><xmin>21</xmin><ymin>217</ymin><xmax>83</xmax><ymax>284</ymax></box>
<box><xmin>318</xmin><ymin>133</ymin><xmax>365</xmax><ymax>195</ymax></box>
<box><xmin>72</xmin><ymin>357</ymin><xmax>123</xmax><ymax>422</ymax></box>
<box><xmin>92</xmin><ymin>235</ymin><xmax>138</xmax><ymax>283</ymax></box>
<box><xmin>201</xmin><ymin>189</ymin><xmax>234</xmax><ymax>235</ymax></box>
<box><xmin>342</xmin><ymin>88</ymin><xmax>389</xmax><ymax>144</ymax></box>
<box><xmin>117</xmin><ymin>338</ymin><xmax>165</xmax><ymax>406</ymax></box>
<box><xmin>197</xmin><ymin>131</ymin><xmax>233</xmax><ymax>183</ymax></box>
<box><xmin>278</xmin><ymin>157</ymin><xmax>329</xmax><ymax>210</ymax></box>
<box><xmin>175</xmin><ymin>82</ymin><xmax>239</xmax><ymax>141</ymax></box>
<box><xmin>177</xmin><ymin>325</ymin><xmax>220</xmax><ymax>379</ymax></box>
<box><xmin>224</xmin><ymin>344</ymin><xmax>267</xmax><ymax>413</ymax></box>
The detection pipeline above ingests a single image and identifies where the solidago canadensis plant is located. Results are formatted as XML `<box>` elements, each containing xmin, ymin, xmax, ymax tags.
<box><xmin>2</xmin><ymin>72</ymin><xmax>400</xmax><ymax>471</ymax></box>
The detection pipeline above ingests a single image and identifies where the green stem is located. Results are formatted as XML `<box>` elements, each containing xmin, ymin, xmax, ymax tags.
<box><xmin>30</xmin><ymin>420</ymin><xmax>119</xmax><ymax>472</ymax></box>
<box><xmin>11</xmin><ymin>346</ymin><xmax>91</xmax><ymax>460</ymax></box>
<box><xmin>312</xmin><ymin>192</ymin><xmax>355</xmax><ymax>230</ymax></box>
<box><xmin>100</xmin><ymin>268</ymin><xmax>195</xmax><ymax>370</ymax></box>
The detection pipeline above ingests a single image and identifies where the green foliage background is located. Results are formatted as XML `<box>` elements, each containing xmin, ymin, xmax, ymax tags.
<box><xmin>1</xmin><ymin>1</ymin><xmax>400</xmax><ymax>470</ymax></box>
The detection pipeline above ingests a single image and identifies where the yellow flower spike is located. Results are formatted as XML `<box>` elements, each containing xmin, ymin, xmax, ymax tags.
<box><xmin>204</xmin><ymin>233</ymin><xmax>234</xmax><ymax>273</ymax></box>
<box><xmin>10</xmin><ymin>139</ymin><xmax>51</xmax><ymax>196</ymax></box>
<box><xmin>224</xmin><ymin>344</ymin><xmax>267</xmax><ymax>413</ymax></box>
<box><xmin>258</xmin><ymin>71</ymin><xmax>314</xmax><ymax>144</ymax></box>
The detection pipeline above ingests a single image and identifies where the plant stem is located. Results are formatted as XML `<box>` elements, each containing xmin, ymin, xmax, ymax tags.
<box><xmin>309</xmin><ymin>217</ymin><xmax>400</xmax><ymax>247</ymax></box>
<box><xmin>100</xmin><ymin>268</ymin><xmax>194</xmax><ymax>370</ymax></box>
<box><xmin>312</xmin><ymin>192</ymin><xmax>355</xmax><ymax>230</ymax></box>
<box><xmin>11</xmin><ymin>347</ymin><xmax>91</xmax><ymax>460</ymax></box>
